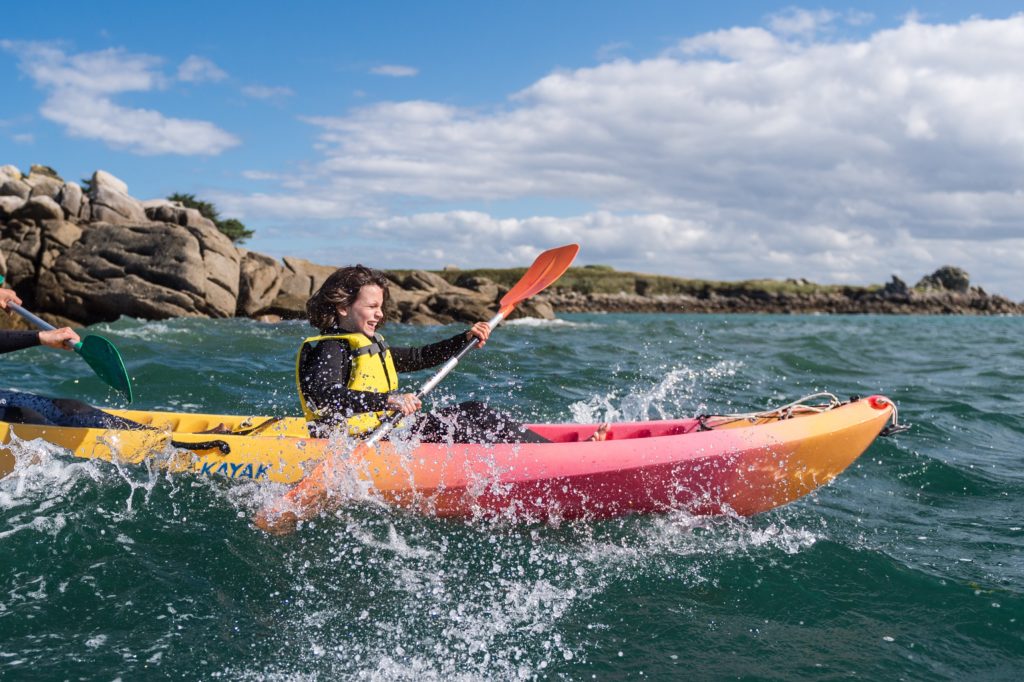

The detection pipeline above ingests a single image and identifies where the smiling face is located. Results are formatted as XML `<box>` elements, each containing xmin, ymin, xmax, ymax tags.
<box><xmin>337</xmin><ymin>284</ymin><xmax>385</xmax><ymax>336</ymax></box>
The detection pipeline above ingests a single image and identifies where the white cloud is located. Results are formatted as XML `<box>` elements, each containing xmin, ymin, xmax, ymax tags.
<box><xmin>177</xmin><ymin>55</ymin><xmax>227</xmax><ymax>82</ymax></box>
<box><xmin>226</xmin><ymin>15</ymin><xmax>1024</xmax><ymax>298</ymax></box>
<box><xmin>596</xmin><ymin>41</ymin><xmax>630</xmax><ymax>61</ymax></box>
<box><xmin>766</xmin><ymin>7</ymin><xmax>875</xmax><ymax>38</ymax></box>
<box><xmin>845</xmin><ymin>11</ymin><xmax>875</xmax><ymax>27</ymax></box>
<box><xmin>370</xmin><ymin>64</ymin><xmax>419</xmax><ymax>77</ymax></box>
<box><xmin>13</xmin><ymin>133</ymin><xmax>34</xmax><ymax>144</ymax></box>
<box><xmin>241</xmin><ymin>84</ymin><xmax>295</xmax><ymax>99</ymax></box>
<box><xmin>211</xmin><ymin>192</ymin><xmax>356</xmax><ymax>221</ymax></box>
<box><xmin>41</xmin><ymin>90</ymin><xmax>239</xmax><ymax>155</ymax></box>
<box><xmin>241</xmin><ymin>170</ymin><xmax>280</xmax><ymax>181</ymax></box>
<box><xmin>10</xmin><ymin>43</ymin><xmax>166</xmax><ymax>93</ymax></box>
<box><xmin>767</xmin><ymin>7</ymin><xmax>838</xmax><ymax>38</ymax></box>
<box><xmin>3</xmin><ymin>42</ymin><xmax>239</xmax><ymax>155</ymax></box>
<box><xmin>363</xmin><ymin>211</ymin><xmax>712</xmax><ymax>268</ymax></box>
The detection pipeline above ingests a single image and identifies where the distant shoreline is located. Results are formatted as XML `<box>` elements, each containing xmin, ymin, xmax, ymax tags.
<box><xmin>431</xmin><ymin>265</ymin><xmax>1024</xmax><ymax>317</ymax></box>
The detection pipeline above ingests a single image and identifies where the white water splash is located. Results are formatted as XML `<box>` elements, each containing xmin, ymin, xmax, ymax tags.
<box><xmin>569</xmin><ymin>360</ymin><xmax>742</xmax><ymax>423</ymax></box>
<box><xmin>1</xmin><ymin>436</ymin><xmax>103</xmax><ymax>539</ymax></box>
<box><xmin>504</xmin><ymin>317</ymin><xmax>598</xmax><ymax>329</ymax></box>
<box><xmin>0</xmin><ymin>430</ymin><xmax>205</xmax><ymax>538</ymax></box>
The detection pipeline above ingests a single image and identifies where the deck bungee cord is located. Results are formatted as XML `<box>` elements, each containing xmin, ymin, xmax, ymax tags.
<box><xmin>699</xmin><ymin>392</ymin><xmax>909</xmax><ymax>436</ymax></box>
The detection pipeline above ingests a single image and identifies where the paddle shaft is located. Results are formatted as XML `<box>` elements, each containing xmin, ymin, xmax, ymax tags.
<box><xmin>417</xmin><ymin>309</ymin><xmax>504</xmax><ymax>396</ymax></box>
<box><xmin>365</xmin><ymin>309</ymin><xmax>505</xmax><ymax>446</ymax></box>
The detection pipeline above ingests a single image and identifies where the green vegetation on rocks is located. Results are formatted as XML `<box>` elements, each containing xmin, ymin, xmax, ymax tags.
<box><xmin>167</xmin><ymin>193</ymin><xmax>254</xmax><ymax>244</ymax></box>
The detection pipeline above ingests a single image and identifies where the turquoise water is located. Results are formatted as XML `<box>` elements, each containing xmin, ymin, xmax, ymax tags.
<box><xmin>2</xmin><ymin>313</ymin><xmax>1022</xmax><ymax>679</ymax></box>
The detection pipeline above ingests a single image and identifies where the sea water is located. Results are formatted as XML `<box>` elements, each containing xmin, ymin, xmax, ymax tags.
<box><xmin>1</xmin><ymin>313</ymin><xmax>1021</xmax><ymax>679</ymax></box>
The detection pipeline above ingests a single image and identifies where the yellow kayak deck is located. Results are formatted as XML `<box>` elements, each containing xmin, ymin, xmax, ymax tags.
<box><xmin>1</xmin><ymin>409</ymin><xmax>323</xmax><ymax>483</ymax></box>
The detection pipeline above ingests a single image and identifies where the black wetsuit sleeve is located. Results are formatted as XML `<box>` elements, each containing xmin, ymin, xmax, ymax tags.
<box><xmin>0</xmin><ymin>330</ymin><xmax>41</xmax><ymax>355</ymax></box>
<box><xmin>299</xmin><ymin>339</ymin><xmax>389</xmax><ymax>416</ymax></box>
<box><xmin>391</xmin><ymin>333</ymin><xmax>469</xmax><ymax>373</ymax></box>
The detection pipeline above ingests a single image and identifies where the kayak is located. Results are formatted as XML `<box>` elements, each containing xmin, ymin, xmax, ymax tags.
<box><xmin>0</xmin><ymin>394</ymin><xmax>898</xmax><ymax>520</ymax></box>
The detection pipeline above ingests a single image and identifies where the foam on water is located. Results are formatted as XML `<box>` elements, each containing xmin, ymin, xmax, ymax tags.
<box><xmin>504</xmin><ymin>317</ymin><xmax>598</xmax><ymax>329</ymax></box>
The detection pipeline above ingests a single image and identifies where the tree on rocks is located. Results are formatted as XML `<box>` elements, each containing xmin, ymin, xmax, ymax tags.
<box><xmin>167</xmin><ymin>192</ymin><xmax>254</xmax><ymax>244</ymax></box>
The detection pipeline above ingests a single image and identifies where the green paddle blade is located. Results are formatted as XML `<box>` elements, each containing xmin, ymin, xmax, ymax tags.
<box><xmin>76</xmin><ymin>334</ymin><xmax>134</xmax><ymax>402</ymax></box>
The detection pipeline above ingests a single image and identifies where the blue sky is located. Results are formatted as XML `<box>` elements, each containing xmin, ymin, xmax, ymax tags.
<box><xmin>3</xmin><ymin>1</ymin><xmax>1024</xmax><ymax>298</ymax></box>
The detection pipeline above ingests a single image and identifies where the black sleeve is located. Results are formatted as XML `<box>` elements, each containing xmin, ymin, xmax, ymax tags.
<box><xmin>390</xmin><ymin>332</ymin><xmax>469</xmax><ymax>373</ymax></box>
<box><xmin>0</xmin><ymin>330</ymin><xmax>41</xmax><ymax>355</ymax></box>
<box><xmin>298</xmin><ymin>339</ymin><xmax>389</xmax><ymax>417</ymax></box>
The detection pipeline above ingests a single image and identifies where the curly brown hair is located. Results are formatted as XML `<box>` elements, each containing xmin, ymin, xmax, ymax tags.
<box><xmin>306</xmin><ymin>265</ymin><xmax>392</xmax><ymax>332</ymax></box>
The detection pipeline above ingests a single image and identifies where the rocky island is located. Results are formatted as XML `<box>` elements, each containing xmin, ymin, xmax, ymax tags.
<box><xmin>2</xmin><ymin>164</ymin><xmax>1020</xmax><ymax>330</ymax></box>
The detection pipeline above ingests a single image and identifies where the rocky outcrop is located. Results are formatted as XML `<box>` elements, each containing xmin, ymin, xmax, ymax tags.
<box><xmin>2</xmin><ymin>163</ymin><xmax>1021</xmax><ymax>327</ymax></box>
<box><xmin>87</xmin><ymin>170</ymin><xmax>147</xmax><ymax>225</ymax></box>
<box><xmin>35</xmin><ymin>221</ymin><xmax>241</xmax><ymax>321</ymax></box>
<box><xmin>24</xmin><ymin>165</ymin><xmax>64</xmax><ymax>200</ymax></box>
<box><xmin>237</xmin><ymin>249</ymin><xmax>284</xmax><ymax>317</ymax></box>
<box><xmin>1</xmin><ymin>167</ymin><xmax>243</xmax><ymax>324</ymax></box>
<box><xmin>0</xmin><ymin>196</ymin><xmax>26</xmax><ymax>218</ymax></box>
<box><xmin>13</xmin><ymin>195</ymin><xmax>64</xmax><ymax>223</ymax></box>
<box><xmin>142</xmin><ymin>199</ymin><xmax>218</xmax><ymax>231</ymax></box>
<box><xmin>916</xmin><ymin>266</ymin><xmax>970</xmax><ymax>293</ymax></box>
<box><xmin>57</xmin><ymin>182</ymin><xmax>84</xmax><ymax>220</ymax></box>
<box><xmin>1</xmin><ymin>165</ymin><xmax>31</xmax><ymax>201</ymax></box>
<box><xmin>253</xmin><ymin>257</ymin><xmax>338</xmax><ymax>319</ymax></box>
<box><xmin>0</xmin><ymin>219</ymin><xmax>41</xmax><ymax>290</ymax></box>
<box><xmin>0</xmin><ymin>164</ymin><xmax>547</xmax><ymax>327</ymax></box>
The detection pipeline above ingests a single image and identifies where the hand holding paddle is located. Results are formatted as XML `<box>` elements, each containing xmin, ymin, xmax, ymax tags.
<box><xmin>0</xmin><ymin>276</ymin><xmax>134</xmax><ymax>402</ymax></box>
<box><xmin>383</xmin><ymin>321</ymin><xmax>491</xmax><ymax>416</ymax></box>
<box><xmin>254</xmin><ymin>243</ymin><xmax>579</xmax><ymax>534</ymax></box>
<box><xmin>37</xmin><ymin>327</ymin><xmax>82</xmax><ymax>349</ymax></box>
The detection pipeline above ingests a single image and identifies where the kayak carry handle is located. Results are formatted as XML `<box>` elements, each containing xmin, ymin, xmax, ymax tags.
<box><xmin>171</xmin><ymin>438</ymin><xmax>231</xmax><ymax>455</ymax></box>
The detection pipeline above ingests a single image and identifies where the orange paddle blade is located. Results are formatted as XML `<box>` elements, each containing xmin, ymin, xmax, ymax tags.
<box><xmin>498</xmin><ymin>244</ymin><xmax>578</xmax><ymax>316</ymax></box>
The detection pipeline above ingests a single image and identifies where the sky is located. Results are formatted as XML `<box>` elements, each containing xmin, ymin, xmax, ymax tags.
<box><xmin>2</xmin><ymin>1</ymin><xmax>1023</xmax><ymax>299</ymax></box>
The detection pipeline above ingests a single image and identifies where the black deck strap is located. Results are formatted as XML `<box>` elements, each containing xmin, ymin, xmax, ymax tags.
<box><xmin>171</xmin><ymin>439</ymin><xmax>231</xmax><ymax>455</ymax></box>
<box><xmin>696</xmin><ymin>415</ymin><xmax>714</xmax><ymax>432</ymax></box>
<box><xmin>229</xmin><ymin>417</ymin><xmax>283</xmax><ymax>436</ymax></box>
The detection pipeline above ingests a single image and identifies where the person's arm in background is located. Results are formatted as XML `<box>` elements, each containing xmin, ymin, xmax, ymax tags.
<box><xmin>0</xmin><ymin>287</ymin><xmax>81</xmax><ymax>352</ymax></box>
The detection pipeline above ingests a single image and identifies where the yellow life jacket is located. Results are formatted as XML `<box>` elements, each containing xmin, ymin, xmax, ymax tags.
<box><xmin>295</xmin><ymin>332</ymin><xmax>399</xmax><ymax>436</ymax></box>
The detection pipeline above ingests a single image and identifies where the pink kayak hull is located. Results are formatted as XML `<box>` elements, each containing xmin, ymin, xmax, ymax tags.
<box><xmin>355</xmin><ymin>396</ymin><xmax>894</xmax><ymax>520</ymax></box>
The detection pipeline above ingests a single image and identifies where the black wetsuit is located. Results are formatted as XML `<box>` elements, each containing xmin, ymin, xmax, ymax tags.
<box><xmin>0</xmin><ymin>330</ymin><xmax>42</xmax><ymax>354</ymax></box>
<box><xmin>297</xmin><ymin>329</ymin><xmax>548</xmax><ymax>443</ymax></box>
